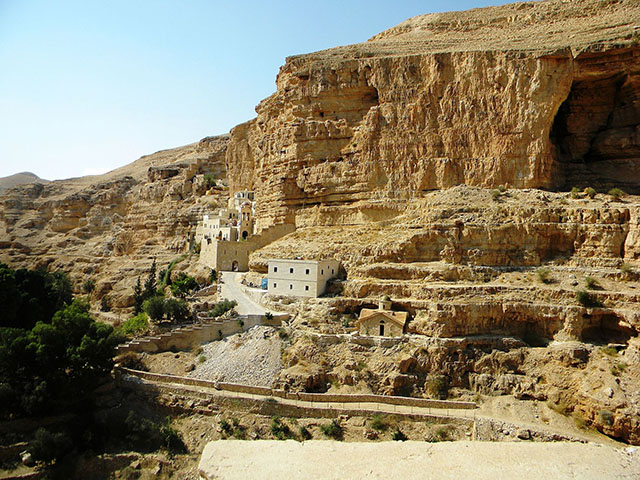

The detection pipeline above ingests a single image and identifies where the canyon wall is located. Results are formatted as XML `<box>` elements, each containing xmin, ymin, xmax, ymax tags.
<box><xmin>226</xmin><ymin>0</ymin><xmax>640</xmax><ymax>229</ymax></box>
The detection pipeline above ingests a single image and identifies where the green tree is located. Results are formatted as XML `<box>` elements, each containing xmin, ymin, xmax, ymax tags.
<box><xmin>0</xmin><ymin>298</ymin><xmax>119</xmax><ymax>417</ymax></box>
<box><xmin>143</xmin><ymin>259</ymin><xmax>157</xmax><ymax>299</ymax></box>
<box><xmin>164</xmin><ymin>298</ymin><xmax>190</xmax><ymax>323</ymax></box>
<box><xmin>143</xmin><ymin>296</ymin><xmax>165</xmax><ymax>321</ymax></box>
<box><xmin>133</xmin><ymin>276</ymin><xmax>144</xmax><ymax>314</ymax></box>
<box><xmin>170</xmin><ymin>273</ymin><xmax>198</xmax><ymax>298</ymax></box>
<box><xmin>0</xmin><ymin>264</ymin><xmax>72</xmax><ymax>330</ymax></box>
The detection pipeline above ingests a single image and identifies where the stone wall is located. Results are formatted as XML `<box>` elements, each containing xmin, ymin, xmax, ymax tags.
<box><xmin>116</xmin><ymin>367</ymin><xmax>476</xmax><ymax>410</ymax></box>
<box><xmin>116</xmin><ymin>314</ymin><xmax>286</xmax><ymax>354</ymax></box>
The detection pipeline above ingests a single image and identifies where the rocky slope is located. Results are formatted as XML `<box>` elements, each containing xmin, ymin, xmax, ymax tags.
<box><xmin>226</xmin><ymin>0</ymin><xmax>640</xmax><ymax>229</ymax></box>
<box><xmin>0</xmin><ymin>172</ymin><xmax>48</xmax><ymax>193</ymax></box>
<box><xmin>0</xmin><ymin>136</ymin><xmax>229</xmax><ymax>310</ymax></box>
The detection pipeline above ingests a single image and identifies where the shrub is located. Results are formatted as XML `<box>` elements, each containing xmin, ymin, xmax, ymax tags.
<box><xmin>497</xmin><ymin>185</ymin><xmax>507</xmax><ymax>193</ymax></box>
<box><xmin>29</xmin><ymin>428</ymin><xmax>72</xmax><ymax>463</ymax></box>
<box><xmin>209</xmin><ymin>268</ymin><xmax>218</xmax><ymax>283</ymax></box>
<box><xmin>392</xmin><ymin>429</ymin><xmax>408</xmax><ymax>441</ymax></box>
<box><xmin>161</xmin><ymin>418</ymin><xmax>187</xmax><ymax>453</ymax></box>
<box><xmin>608</xmin><ymin>188</ymin><xmax>625</xmax><ymax>201</ymax></box>
<box><xmin>117</xmin><ymin>313</ymin><xmax>149</xmax><ymax>338</ymax></box>
<box><xmin>601</xmin><ymin>345</ymin><xmax>618</xmax><ymax>357</ymax></box>
<box><xmin>576</xmin><ymin>290</ymin><xmax>603</xmax><ymax>308</ymax></box>
<box><xmin>370</xmin><ymin>414</ymin><xmax>388</xmax><ymax>432</ymax></box>
<box><xmin>209</xmin><ymin>299</ymin><xmax>237</xmax><ymax>317</ymax></box>
<box><xmin>584</xmin><ymin>276</ymin><xmax>598</xmax><ymax>289</ymax></box>
<box><xmin>170</xmin><ymin>273</ymin><xmax>199</xmax><ymax>298</ymax></box>
<box><xmin>435</xmin><ymin>427</ymin><xmax>450</xmax><ymax>441</ymax></box>
<box><xmin>270</xmin><ymin>417</ymin><xmax>293</xmax><ymax>440</ymax></box>
<box><xmin>536</xmin><ymin>267</ymin><xmax>552</xmax><ymax>284</ymax></box>
<box><xmin>143</xmin><ymin>296</ymin><xmax>165</xmax><ymax>321</ymax></box>
<box><xmin>204</xmin><ymin>174</ymin><xmax>216</xmax><ymax>189</ymax></box>
<box><xmin>100</xmin><ymin>296</ymin><xmax>111</xmax><ymax>312</ymax></box>
<box><xmin>278</xmin><ymin>328</ymin><xmax>288</xmax><ymax>340</ymax></box>
<box><xmin>425</xmin><ymin>374</ymin><xmax>448</xmax><ymax>399</ymax></box>
<box><xmin>198</xmin><ymin>354</ymin><xmax>206</xmax><ymax>364</ymax></box>
<box><xmin>491</xmin><ymin>189</ymin><xmax>501</xmax><ymax>200</ymax></box>
<box><xmin>584</xmin><ymin>187</ymin><xmax>597</xmax><ymax>199</ymax></box>
<box><xmin>164</xmin><ymin>298</ymin><xmax>190</xmax><ymax>323</ymax></box>
<box><xmin>298</xmin><ymin>425</ymin><xmax>312</xmax><ymax>440</ymax></box>
<box><xmin>219</xmin><ymin>419</ymin><xmax>233</xmax><ymax>437</ymax></box>
<box><xmin>619</xmin><ymin>263</ymin><xmax>633</xmax><ymax>278</ymax></box>
<box><xmin>265</xmin><ymin>312</ymin><xmax>274</xmax><ymax>321</ymax></box>
<box><xmin>320</xmin><ymin>419</ymin><xmax>343</xmax><ymax>440</ymax></box>
<box><xmin>611</xmin><ymin>361</ymin><xmax>627</xmax><ymax>377</ymax></box>
<box><xmin>570</xmin><ymin>186</ymin><xmax>581</xmax><ymax>199</ymax></box>
<box><xmin>82</xmin><ymin>278</ymin><xmax>96</xmax><ymax>294</ymax></box>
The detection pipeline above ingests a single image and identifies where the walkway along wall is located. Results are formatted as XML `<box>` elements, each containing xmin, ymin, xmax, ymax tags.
<box><xmin>115</xmin><ymin>367</ymin><xmax>477</xmax><ymax>411</ymax></box>
<box><xmin>116</xmin><ymin>313</ymin><xmax>287</xmax><ymax>354</ymax></box>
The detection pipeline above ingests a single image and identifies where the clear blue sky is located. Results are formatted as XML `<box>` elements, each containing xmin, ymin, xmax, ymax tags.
<box><xmin>0</xmin><ymin>0</ymin><xmax>511</xmax><ymax>180</ymax></box>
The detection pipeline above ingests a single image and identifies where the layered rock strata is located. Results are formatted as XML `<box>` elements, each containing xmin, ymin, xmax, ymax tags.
<box><xmin>226</xmin><ymin>0</ymin><xmax>640</xmax><ymax>229</ymax></box>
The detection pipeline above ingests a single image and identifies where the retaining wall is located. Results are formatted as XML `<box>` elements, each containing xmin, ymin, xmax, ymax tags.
<box><xmin>116</xmin><ymin>314</ymin><xmax>286</xmax><ymax>354</ymax></box>
<box><xmin>116</xmin><ymin>367</ymin><xmax>476</xmax><ymax>410</ymax></box>
<box><xmin>126</xmin><ymin>378</ymin><xmax>475</xmax><ymax>425</ymax></box>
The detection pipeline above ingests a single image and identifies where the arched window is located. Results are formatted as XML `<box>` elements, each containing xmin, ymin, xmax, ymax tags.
<box><xmin>379</xmin><ymin>320</ymin><xmax>385</xmax><ymax>336</ymax></box>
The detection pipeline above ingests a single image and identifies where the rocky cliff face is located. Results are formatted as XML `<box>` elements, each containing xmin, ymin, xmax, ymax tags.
<box><xmin>0</xmin><ymin>136</ymin><xmax>229</xmax><ymax>309</ymax></box>
<box><xmin>226</xmin><ymin>0</ymin><xmax>640</xmax><ymax>229</ymax></box>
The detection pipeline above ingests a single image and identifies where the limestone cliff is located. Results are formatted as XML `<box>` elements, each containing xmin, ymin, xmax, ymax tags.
<box><xmin>226</xmin><ymin>0</ymin><xmax>640</xmax><ymax>229</ymax></box>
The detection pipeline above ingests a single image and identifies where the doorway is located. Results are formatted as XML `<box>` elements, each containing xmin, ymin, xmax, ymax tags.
<box><xmin>379</xmin><ymin>321</ymin><xmax>385</xmax><ymax>336</ymax></box>
<box><xmin>232</xmin><ymin>260</ymin><xmax>239</xmax><ymax>272</ymax></box>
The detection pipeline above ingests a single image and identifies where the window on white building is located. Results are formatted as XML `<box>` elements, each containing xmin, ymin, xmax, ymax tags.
<box><xmin>289</xmin><ymin>284</ymin><xmax>293</xmax><ymax>290</ymax></box>
<box><xmin>289</xmin><ymin>267</ymin><xmax>294</xmax><ymax>274</ymax></box>
<box><xmin>273</xmin><ymin>282</ymin><xmax>277</xmax><ymax>288</ymax></box>
<box><xmin>305</xmin><ymin>285</ymin><xmax>309</xmax><ymax>291</ymax></box>
<box><xmin>305</xmin><ymin>268</ymin><xmax>310</xmax><ymax>274</ymax></box>
<box><xmin>274</xmin><ymin>266</ymin><xmax>278</xmax><ymax>272</ymax></box>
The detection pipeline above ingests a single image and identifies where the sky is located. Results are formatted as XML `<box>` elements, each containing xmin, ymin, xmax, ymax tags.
<box><xmin>0</xmin><ymin>0</ymin><xmax>512</xmax><ymax>180</ymax></box>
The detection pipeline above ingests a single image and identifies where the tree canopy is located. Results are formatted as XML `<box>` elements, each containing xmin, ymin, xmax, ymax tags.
<box><xmin>0</xmin><ymin>264</ymin><xmax>119</xmax><ymax>418</ymax></box>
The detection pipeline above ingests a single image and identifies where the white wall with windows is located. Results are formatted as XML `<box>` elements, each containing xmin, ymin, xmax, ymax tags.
<box><xmin>267</xmin><ymin>258</ymin><xmax>340</xmax><ymax>298</ymax></box>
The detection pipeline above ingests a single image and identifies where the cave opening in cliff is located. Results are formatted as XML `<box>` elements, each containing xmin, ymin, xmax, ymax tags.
<box><xmin>581</xmin><ymin>313</ymin><xmax>636</xmax><ymax>345</ymax></box>
<box><xmin>550</xmin><ymin>73</ymin><xmax>640</xmax><ymax>193</ymax></box>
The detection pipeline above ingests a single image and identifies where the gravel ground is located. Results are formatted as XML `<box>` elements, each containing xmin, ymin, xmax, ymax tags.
<box><xmin>188</xmin><ymin>326</ymin><xmax>282</xmax><ymax>387</ymax></box>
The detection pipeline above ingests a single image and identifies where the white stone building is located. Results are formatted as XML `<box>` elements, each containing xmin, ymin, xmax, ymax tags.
<box><xmin>266</xmin><ymin>259</ymin><xmax>340</xmax><ymax>297</ymax></box>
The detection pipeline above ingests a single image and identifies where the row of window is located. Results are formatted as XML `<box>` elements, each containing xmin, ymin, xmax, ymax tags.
<box><xmin>272</xmin><ymin>282</ymin><xmax>310</xmax><ymax>291</ymax></box>
<box><xmin>271</xmin><ymin>266</ymin><xmax>335</xmax><ymax>275</ymax></box>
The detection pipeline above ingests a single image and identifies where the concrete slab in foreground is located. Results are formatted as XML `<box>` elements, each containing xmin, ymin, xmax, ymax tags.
<box><xmin>198</xmin><ymin>440</ymin><xmax>640</xmax><ymax>480</ymax></box>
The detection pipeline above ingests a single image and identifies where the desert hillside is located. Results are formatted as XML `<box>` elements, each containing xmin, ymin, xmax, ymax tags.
<box><xmin>1</xmin><ymin>0</ymin><xmax>640</xmax><ymax>461</ymax></box>
<box><xmin>0</xmin><ymin>136</ymin><xmax>229</xmax><ymax>310</ymax></box>
<box><xmin>0</xmin><ymin>172</ymin><xmax>48</xmax><ymax>194</ymax></box>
